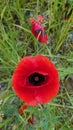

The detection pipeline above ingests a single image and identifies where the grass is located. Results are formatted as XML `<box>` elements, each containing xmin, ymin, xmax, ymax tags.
<box><xmin>0</xmin><ymin>0</ymin><xmax>73</xmax><ymax>130</ymax></box>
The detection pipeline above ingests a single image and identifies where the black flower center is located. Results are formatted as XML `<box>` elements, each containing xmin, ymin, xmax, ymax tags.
<box><xmin>28</xmin><ymin>72</ymin><xmax>46</xmax><ymax>86</ymax></box>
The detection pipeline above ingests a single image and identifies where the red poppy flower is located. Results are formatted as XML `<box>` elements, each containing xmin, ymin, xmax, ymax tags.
<box><xmin>12</xmin><ymin>55</ymin><xmax>60</xmax><ymax>106</ymax></box>
<box><xmin>18</xmin><ymin>104</ymin><xmax>27</xmax><ymax>115</ymax></box>
<box><xmin>29</xmin><ymin>15</ymin><xmax>48</xmax><ymax>43</ymax></box>
<box><xmin>18</xmin><ymin>104</ymin><xmax>34</xmax><ymax>124</ymax></box>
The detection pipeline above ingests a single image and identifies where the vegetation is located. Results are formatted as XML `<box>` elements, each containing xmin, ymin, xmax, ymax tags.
<box><xmin>0</xmin><ymin>0</ymin><xmax>73</xmax><ymax>130</ymax></box>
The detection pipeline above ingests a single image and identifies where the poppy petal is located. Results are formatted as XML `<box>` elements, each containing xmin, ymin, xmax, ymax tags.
<box><xmin>29</xmin><ymin>18</ymin><xmax>36</xmax><ymax>23</ymax></box>
<box><xmin>29</xmin><ymin>15</ymin><xmax>48</xmax><ymax>43</ymax></box>
<box><xmin>37</xmin><ymin>15</ymin><xmax>44</xmax><ymax>21</ymax></box>
<box><xmin>12</xmin><ymin>55</ymin><xmax>60</xmax><ymax>106</ymax></box>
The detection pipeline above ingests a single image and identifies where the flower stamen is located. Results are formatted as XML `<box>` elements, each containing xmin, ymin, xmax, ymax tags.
<box><xmin>28</xmin><ymin>72</ymin><xmax>46</xmax><ymax>86</ymax></box>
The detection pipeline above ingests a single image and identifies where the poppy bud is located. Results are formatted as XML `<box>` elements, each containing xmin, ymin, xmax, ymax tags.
<box><xmin>29</xmin><ymin>15</ymin><xmax>48</xmax><ymax>43</ymax></box>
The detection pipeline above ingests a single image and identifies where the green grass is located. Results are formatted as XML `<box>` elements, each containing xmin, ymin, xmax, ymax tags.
<box><xmin>0</xmin><ymin>0</ymin><xmax>73</xmax><ymax>130</ymax></box>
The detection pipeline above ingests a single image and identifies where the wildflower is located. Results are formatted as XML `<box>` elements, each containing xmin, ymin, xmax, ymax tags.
<box><xmin>18</xmin><ymin>104</ymin><xmax>27</xmax><ymax>114</ymax></box>
<box><xmin>18</xmin><ymin>104</ymin><xmax>34</xmax><ymax>124</ymax></box>
<box><xmin>12</xmin><ymin>55</ymin><xmax>60</xmax><ymax>106</ymax></box>
<box><xmin>29</xmin><ymin>15</ymin><xmax>48</xmax><ymax>43</ymax></box>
